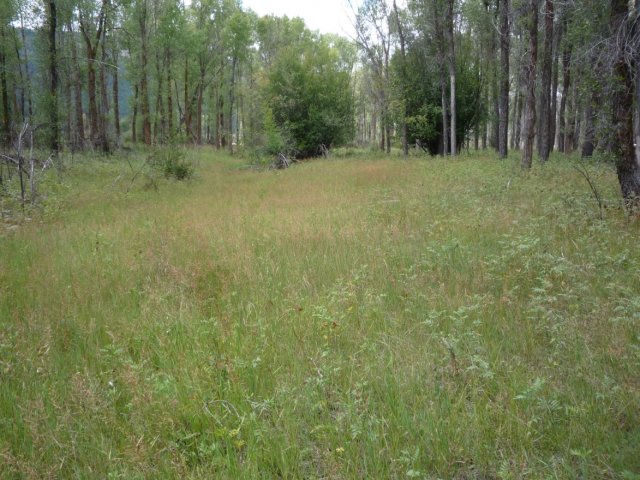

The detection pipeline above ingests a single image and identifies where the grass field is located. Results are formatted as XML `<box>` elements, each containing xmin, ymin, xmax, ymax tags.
<box><xmin>1</xmin><ymin>149</ymin><xmax>639</xmax><ymax>479</ymax></box>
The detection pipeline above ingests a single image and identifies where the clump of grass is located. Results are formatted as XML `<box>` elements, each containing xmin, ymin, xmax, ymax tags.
<box><xmin>0</xmin><ymin>149</ymin><xmax>638</xmax><ymax>478</ymax></box>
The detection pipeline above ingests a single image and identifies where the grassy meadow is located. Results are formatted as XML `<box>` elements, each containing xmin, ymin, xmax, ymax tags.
<box><xmin>1</xmin><ymin>149</ymin><xmax>639</xmax><ymax>478</ymax></box>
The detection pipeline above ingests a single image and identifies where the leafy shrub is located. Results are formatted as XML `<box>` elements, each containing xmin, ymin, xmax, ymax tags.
<box><xmin>149</xmin><ymin>147</ymin><xmax>194</xmax><ymax>180</ymax></box>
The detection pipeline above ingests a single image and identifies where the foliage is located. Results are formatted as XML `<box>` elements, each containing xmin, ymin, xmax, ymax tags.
<box><xmin>149</xmin><ymin>145</ymin><xmax>194</xmax><ymax>180</ymax></box>
<box><xmin>265</xmin><ymin>32</ymin><xmax>355</xmax><ymax>158</ymax></box>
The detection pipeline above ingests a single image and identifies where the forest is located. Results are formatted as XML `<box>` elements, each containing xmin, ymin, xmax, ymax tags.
<box><xmin>0</xmin><ymin>0</ymin><xmax>639</xmax><ymax>198</ymax></box>
<box><xmin>1</xmin><ymin>0</ymin><xmax>640</xmax><ymax>478</ymax></box>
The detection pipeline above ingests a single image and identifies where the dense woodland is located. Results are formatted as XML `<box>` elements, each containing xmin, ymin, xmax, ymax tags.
<box><xmin>0</xmin><ymin>0</ymin><xmax>639</xmax><ymax>200</ymax></box>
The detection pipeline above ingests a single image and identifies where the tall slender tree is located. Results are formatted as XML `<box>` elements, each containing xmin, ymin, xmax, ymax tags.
<box><xmin>610</xmin><ymin>0</ymin><xmax>640</xmax><ymax>205</ymax></box>
<box><xmin>498</xmin><ymin>0</ymin><xmax>510</xmax><ymax>158</ymax></box>
<box><xmin>538</xmin><ymin>0</ymin><xmax>553</xmax><ymax>162</ymax></box>
<box><xmin>521</xmin><ymin>0</ymin><xmax>539</xmax><ymax>169</ymax></box>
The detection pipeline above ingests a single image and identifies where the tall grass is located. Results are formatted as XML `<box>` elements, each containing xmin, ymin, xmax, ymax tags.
<box><xmin>1</xmin><ymin>149</ymin><xmax>638</xmax><ymax>478</ymax></box>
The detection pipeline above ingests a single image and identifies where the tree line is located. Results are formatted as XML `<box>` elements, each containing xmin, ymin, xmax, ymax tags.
<box><xmin>0</xmin><ymin>0</ymin><xmax>639</xmax><ymax>202</ymax></box>
<box><xmin>0</xmin><ymin>0</ymin><xmax>354</xmax><ymax>159</ymax></box>
<box><xmin>353</xmin><ymin>0</ymin><xmax>639</xmax><ymax>203</ymax></box>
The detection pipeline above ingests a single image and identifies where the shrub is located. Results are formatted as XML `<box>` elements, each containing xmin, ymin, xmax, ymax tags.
<box><xmin>149</xmin><ymin>147</ymin><xmax>194</xmax><ymax>180</ymax></box>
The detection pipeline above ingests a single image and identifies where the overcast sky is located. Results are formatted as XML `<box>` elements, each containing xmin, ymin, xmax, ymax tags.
<box><xmin>241</xmin><ymin>0</ymin><xmax>358</xmax><ymax>38</ymax></box>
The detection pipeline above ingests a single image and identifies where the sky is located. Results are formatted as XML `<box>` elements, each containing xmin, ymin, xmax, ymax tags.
<box><xmin>241</xmin><ymin>0</ymin><xmax>358</xmax><ymax>38</ymax></box>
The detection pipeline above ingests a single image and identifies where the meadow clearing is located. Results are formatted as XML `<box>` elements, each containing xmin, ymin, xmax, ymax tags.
<box><xmin>0</xmin><ymin>150</ymin><xmax>639</xmax><ymax>478</ymax></box>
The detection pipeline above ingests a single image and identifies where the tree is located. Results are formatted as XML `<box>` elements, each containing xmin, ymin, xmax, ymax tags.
<box><xmin>609</xmin><ymin>0</ymin><xmax>640</xmax><ymax>206</ymax></box>
<box><xmin>444</xmin><ymin>0</ymin><xmax>456</xmax><ymax>155</ymax></box>
<box><xmin>392</xmin><ymin>0</ymin><xmax>408</xmax><ymax>156</ymax></box>
<box><xmin>266</xmin><ymin>33</ymin><xmax>354</xmax><ymax>158</ymax></box>
<box><xmin>353</xmin><ymin>0</ymin><xmax>392</xmax><ymax>153</ymax></box>
<box><xmin>521</xmin><ymin>0</ymin><xmax>539</xmax><ymax>169</ymax></box>
<box><xmin>46</xmin><ymin>0</ymin><xmax>59</xmax><ymax>153</ymax></box>
<box><xmin>537</xmin><ymin>0</ymin><xmax>554</xmax><ymax>163</ymax></box>
<box><xmin>78</xmin><ymin>0</ymin><xmax>109</xmax><ymax>151</ymax></box>
<box><xmin>498</xmin><ymin>0</ymin><xmax>510</xmax><ymax>158</ymax></box>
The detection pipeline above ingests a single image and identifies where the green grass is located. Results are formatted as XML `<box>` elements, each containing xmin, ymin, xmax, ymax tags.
<box><xmin>1</xmin><ymin>149</ymin><xmax>639</xmax><ymax>479</ymax></box>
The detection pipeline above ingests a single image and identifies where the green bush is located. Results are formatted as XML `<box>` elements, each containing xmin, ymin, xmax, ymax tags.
<box><xmin>149</xmin><ymin>147</ymin><xmax>194</xmax><ymax>180</ymax></box>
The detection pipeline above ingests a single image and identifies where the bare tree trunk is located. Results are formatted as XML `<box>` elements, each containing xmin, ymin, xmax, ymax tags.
<box><xmin>62</xmin><ymin>30</ymin><xmax>72</xmax><ymax>145</ymax></box>
<box><xmin>139</xmin><ymin>2</ymin><xmax>151</xmax><ymax>146</ymax></box>
<box><xmin>112</xmin><ymin>46</ymin><xmax>120</xmax><ymax>146</ymax></box>
<box><xmin>549</xmin><ymin>13</ymin><xmax>562</xmax><ymax>153</ymax></box>
<box><xmin>498</xmin><ymin>0</ymin><xmax>510</xmax><ymax>158</ymax></box>
<box><xmin>47</xmin><ymin>0</ymin><xmax>59</xmax><ymax>153</ymax></box>
<box><xmin>132</xmin><ymin>84</ymin><xmax>138</xmax><ymax>143</ymax></box>
<box><xmin>154</xmin><ymin>52</ymin><xmax>164</xmax><ymax>143</ymax></box>
<box><xmin>557</xmin><ymin>26</ymin><xmax>571</xmax><ymax>153</ymax></box>
<box><xmin>445</xmin><ymin>0</ymin><xmax>457</xmax><ymax>155</ymax></box>
<box><xmin>86</xmin><ymin>48</ymin><xmax>99</xmax><ymax>147</ymax></box>
<box><xmin>511</xmin><ymin>86</ymin><xmax>519</xmax><ymax>150</ymax></box>
<box><xmin>99</xmin><ymin>31</ymin><xmax>110</xmax><ymax>152</ymax></box>
<box><xmin>12</xmin><ymin>29</ymin><xmax>25</xmax><ymax>123</ymax></box>
<box><xmin>184</xmin><ymin>59</ymin><xmax>191</xmax><ymax>138</ymax></box>
<box><xmin>538</xmin><ymin>0</ymin><xmax>554</xmax><ymax>163</ymax></box>
<box><xmin>393</xmin><ymin>0</ymin><xmax>408</xmax><ymax>156</ymax></box>
<box><xmin>433</xmin><ymin>0</ymin><xmax>448</xmax><ymax>156</ymax></box>
<box><xmin>229</xmin><ymin>56</ymin><xmax>237</xmax><ymax>154</ymax></box>
<box><xmin>196</xmin><ymin>58</ymin><xmax>204</xmax><ymax>145</ymax></box>
<box><xmin>521</xmin><ymin>0</ymin><xmax>539</xmax><ymax>169</ymax></box>
<box><xmin>441</xmin><ymin>84</ymin><xmax>448</xmax><ymax>155</ymax></box>
<box><xmin>79</xmin><ymin>0</ymin><xmax>107</xmax><ymax>150</ymax></box>
<box><xmin>19</xmin><ymin>15</ymin><xmax>33</xmax><ymax>124</ymax></box>
<box><xmin>611</xmin><ymin>0</ymin><xmax>640</xmax><ymax>205</ymax></box>
<box><xmin>69</xmin><ymin>22</ymin><xmax>85</xmax><ymax>150</ymax></box>
<box><xmin>218</xmin><ymin>95</ymin><xmax>225</xmax><ymax>148</ymax></box>
<box><xmin>166</xmin><ymin>49</ymin><xmax>173</xmax><ymax>138</ymax></box>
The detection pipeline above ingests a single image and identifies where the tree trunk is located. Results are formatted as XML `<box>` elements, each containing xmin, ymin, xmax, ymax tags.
<box><xmin>196</xmin><ymin>59</ymin><xmax>205</xmax><ymax>145</ymax></box>
<box><xmin>564</xmin><ymin>80</ymin><xmax>576</xmax><ymax>154</ymax></box>
<box><xmin>79</xmin><ymin>0</ymin><xmax>107</xmax><ymax>150</ymax></box>
<box><xmin>184</xmin><ymin>59</ymin><xmax>192</xmax><ymax>140</ymax></box>
<box><xmin>154</xmin><ymin>52</ymin><xmax>164</xmax><ymax>144</ymax></box>
<box><xmin>393</xmin><ymin>0</ymin><xmax>408</xmax><ymax>156</ymax></box>
<box><xmin>573</xmin><ymin>93</ymin><xmax>582</xmax><ymax>151</ymax></box>
<box><xmin>581</xmin><ymin>91</ymin><xmax>595</xmax><ymax>158</ymax></box>
<box><xmin>498</xmin><ymin>0</ymin><xmax>510</xmax><ymax>158</ymax></box>
<box><xmin>229</xmin><ymin>56</ymin><xmax>237</xmax><ymax>154</ymax></box>
<box><xmin>166</xmin><ymin>49</ymin><xmax>173</xmax><ymax>138</ymax></box>
<box><xmin>445</xmin><ymin>0</ymin><xmax>457</xmax><ymax>155</ymax></box>
<box><xmin>538</xmin><ymin>0</ymin><xmax>554</xmax><ymax>163</ymax></box>
<box><xmin>511</xmin><ymin>86</ymin><xmax>519</xmax><ymax>150</ymax></box>
<box><xmin>112</xmin><ymin>46</ymin><xmax>120</xmax><ymax>146</ymax></box>
<box><xmin>557</xmin><ymin>37</ymin><xmax>571</xmax><ymax>153</ymax></box>
<box><xmin>47</xmin><ymin>0</ymin><xmax>59</xmax><ymax>153</ymax></box>
<box><xmin>441</xmin><ymin>83</ymin><xmax>448</xmax><ymax>155</ymax></box>
<box><xmin>521</xmin><ymin>0</ymin><xmax>539</xmax><ymax>169</ymax></box>
<box><xmin>19</xmin><ymin>15</ymin><xmax>33</xmax><ymax>124</ymax></box>
<box><xmin>611</xmin><ymin>0</ymin><xmax>640</xmax><ymax>205</ymax></box>
<box><xmin>132</xmin><ymin>84</ymin><xmax>138</xmax><ymax>143</ymax></box>
<box><xmin>12</xmin><ymin>29</ymin><xmax>25</xmax><ymax>123</ymax></box>
<box><xmin>99</xmin><ymin>31</ymin><xmax>110</xmax><ymax>152</ymax></box>
<box><xmin>139</xmin><ymin>3</ymin><xmax>151</xmax><ymax>146</ymax></box>
<box><xmin>0</xmin><ymin>26</ymin><xmax>11</xmax><ymax>148</ymax></box>
<box><xmin>549</xmin><ymin>14</ymin><xmax>562</xmax><ymax>153</ymax></box>
<box><xmin>86</xmin><ymin>48</ymin><xmax>99</xmax><ymax>147</ymax></box>
<box><xmin>69</xmin><ymin>22</ymin><xmax>85</xmax><ymax>150</ymax></box>
<box><xmin>433</xmin><ymin>0</ymin><xmax>448</xmax><ymax>156</ymax></box>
